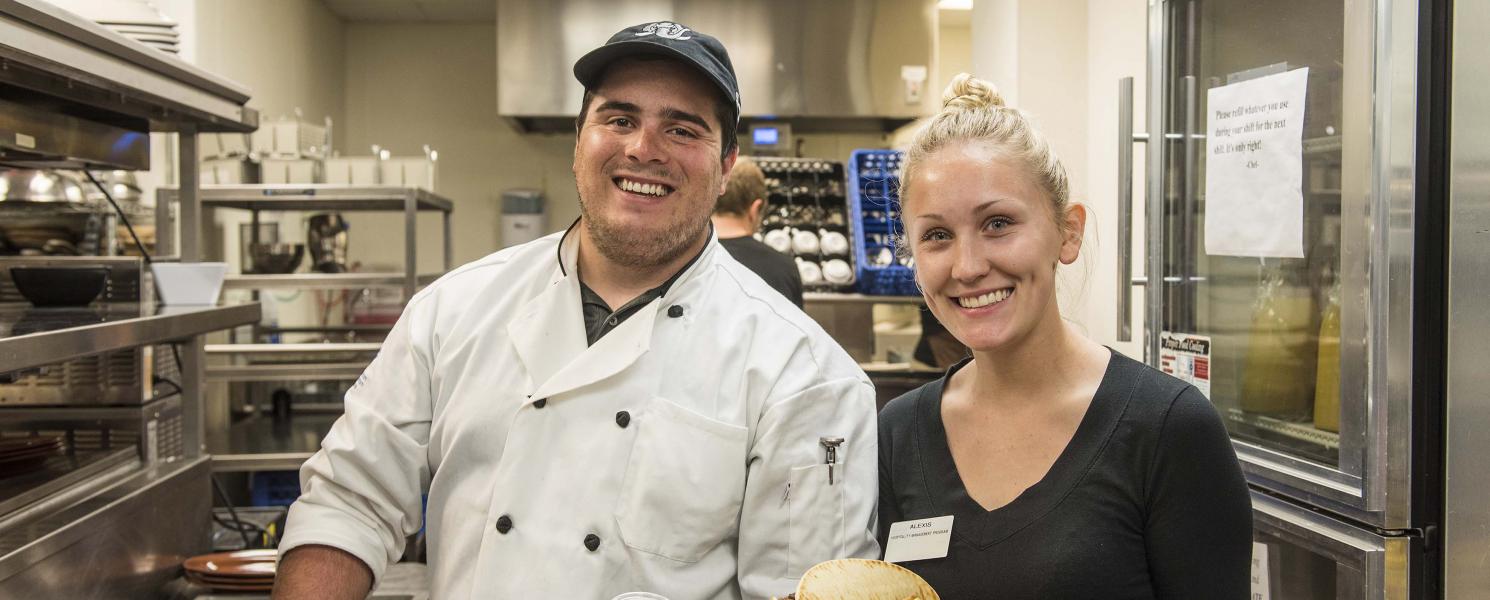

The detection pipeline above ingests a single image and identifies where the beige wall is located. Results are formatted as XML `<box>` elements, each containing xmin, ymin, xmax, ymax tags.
<box><xmin>341</xmin><ymin>22</ymin><xmax>543</xmax><ymax>271</ymax></box>
<box><xmin>963</xmin><ymin>0</ymin><xmax>1147</xmax><ymax>354</ymax></box>
<box><xmin>1084</xmin><ymin>0</ymin><xmax>1148</xmax><ymax>357</ymax></box>
<box><xmin>192</xmin><ymin>0</ymin><xmax>346</xmax><ymax>134</ymax></box>
<box><xmin>938</xmin><ymin>21</ymin><xmax>973</xmax><ymax>97</ymax></box>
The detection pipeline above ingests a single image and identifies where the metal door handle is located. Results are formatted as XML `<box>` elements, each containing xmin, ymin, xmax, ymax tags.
<box><xmin>1117</xmin><ymin>77</ymin><xmax>1147</xmax><ymax>342</ymax></box>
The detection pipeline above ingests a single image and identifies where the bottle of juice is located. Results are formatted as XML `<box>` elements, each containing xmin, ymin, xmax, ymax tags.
<box><xmin>1313</xmin><ymin>279</ymin><xmax>1341</xmax><ymax>432</ymax></box>
<box><xmin>1240</xmin><ymin>268</ymin><xmax>1318</xmax><ymax>419</ymax></box>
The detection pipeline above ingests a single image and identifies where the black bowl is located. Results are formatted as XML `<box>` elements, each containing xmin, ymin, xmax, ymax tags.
<box><xmin>8</xmin><ymin>266</ymin><xmax>109</xmax><ymax>307</ymax></box>
<box><xmin>247</xmin><ymin>243</ymin><xmax>304</xmax><ymax>274</ymax></box>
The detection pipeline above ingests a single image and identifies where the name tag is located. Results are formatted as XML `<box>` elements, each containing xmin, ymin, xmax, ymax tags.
<box><xmin>883</xmin><ymin>515</ymin><xmax>954</xmax><ymax>563</ymax></box>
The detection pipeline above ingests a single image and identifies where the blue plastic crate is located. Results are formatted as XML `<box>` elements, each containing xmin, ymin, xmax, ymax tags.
<box><xmin>847</xmin><ymin>149</ymin><xmax>918</xmax><ymax>296</ymax></box>
<box><xmin>249</xmin><ymin>470</ymin><xmax>302</xmax><ymax>507</ymax></box>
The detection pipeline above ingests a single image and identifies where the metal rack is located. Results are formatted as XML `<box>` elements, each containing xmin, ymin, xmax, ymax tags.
<box><xmin>0</xmin><ymin>1</ymin><xmax>261</xmax><ymax>595</ymax></box>
<box><xmin>154</xmin><ymin>185</ymin><xmax>454</xmax><ymax>473</ymax></box>
<box><xmin>158</xmin><ymin>184</ymin><xmax>455</xmax><ymax>300</ymax></box>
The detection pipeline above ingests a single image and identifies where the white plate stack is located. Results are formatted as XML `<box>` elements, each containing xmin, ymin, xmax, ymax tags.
<box><xmin>46</xmin><ymin>0</ymin><xmax>180</xmax><ymax>55</ymax></box>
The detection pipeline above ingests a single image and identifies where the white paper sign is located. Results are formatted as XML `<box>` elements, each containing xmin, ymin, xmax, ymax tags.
<box><xmin>1205</xmin><ymin>68</ymin><xmax>1309</xmax><ymax>258</ymax></box>
<box><xmin>883</xmin><ymin>515</ymin><xmax>954</xmax><ymax>563</ymax></box>
<box><xmin>1160</xmin><ymin>332</ymin><xmax>1212</xmax><ymax>399</ymax></box>
<box><xmin>1250</xmin><ymin>542</ymin><xmax>1272</xmax><ymax>600</ymax></box>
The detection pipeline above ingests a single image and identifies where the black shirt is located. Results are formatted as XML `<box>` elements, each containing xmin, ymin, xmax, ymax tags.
<box><xmin>877</xmin><ymin>350</ymin><xmax>1253</xmax><ymax>599</ymax></box>
<box><xmin>718</xmin><ymin>236</ymin><xmax>803</xmax><ymax>308</ymax></box>
<box><xmin>576</xmin><ymin>233</ymin><xmax>707</xmax><ymax>346</ymax></box>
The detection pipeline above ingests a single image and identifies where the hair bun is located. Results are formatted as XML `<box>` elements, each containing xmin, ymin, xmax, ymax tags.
<box><xmin>941</xmin><ymin>73</ymin><xmax>1006</xmax><ymax>111</ymax></box>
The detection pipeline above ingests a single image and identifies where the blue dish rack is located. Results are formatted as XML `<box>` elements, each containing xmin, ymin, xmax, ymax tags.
<box><xmin>847</xmin><ymin>149</ymin><xmax>918</xmax><ymax>295</ymax></box>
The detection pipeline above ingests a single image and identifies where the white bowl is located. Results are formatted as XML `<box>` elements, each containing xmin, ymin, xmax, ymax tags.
<box><xmin>151</xmin><ymin>263</ymin><xmax>227</xmax><ymax>305</ymax></box>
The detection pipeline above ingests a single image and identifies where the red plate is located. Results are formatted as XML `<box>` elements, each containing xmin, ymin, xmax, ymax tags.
<box><xmin>183</xmin><ymin>549</ymin><xmax>278</xmax><ymax>578</ymax></box>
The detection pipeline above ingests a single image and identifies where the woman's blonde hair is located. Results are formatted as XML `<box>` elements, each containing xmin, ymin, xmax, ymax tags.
<box><xmin>898</xmin><ymin>73</ymin><xmax>1071</xmax><ymax>229</ymax></box>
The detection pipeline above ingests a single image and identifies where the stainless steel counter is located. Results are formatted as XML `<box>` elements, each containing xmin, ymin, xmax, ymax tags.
<box><xmin>0</xmin><ymin>457</ymin><xmax>212</xmax><ymax>597</ymax></box>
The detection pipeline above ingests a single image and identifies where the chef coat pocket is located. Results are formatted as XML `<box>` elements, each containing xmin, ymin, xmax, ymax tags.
<box><xmin>788</xmin><ymin>463</ymin><xmax>844</xmax><ymax>576</ymax></box>
<box><xmin>616</xmin><ymin>396</ymin><xmax>749</xmax><ymax>563</ymax></box>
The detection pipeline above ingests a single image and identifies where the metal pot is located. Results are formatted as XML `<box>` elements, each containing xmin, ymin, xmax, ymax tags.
<box><xmin>0</xmin><ymin>169</ymin><xmax>88</xmax><ymax>203</ymax></box>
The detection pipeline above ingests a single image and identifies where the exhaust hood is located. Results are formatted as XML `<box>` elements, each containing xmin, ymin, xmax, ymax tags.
<box><xmin>498</xmin><ymin>0</ymin><xmax>937</xmax><ymax>133</ymax></box>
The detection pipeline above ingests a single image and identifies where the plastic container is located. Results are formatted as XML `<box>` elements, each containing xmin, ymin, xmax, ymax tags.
<box><xmin>151</xmin><ymin>262</ymin><xmax>227</xmax><ymax>305</ymax></box>
<box><xmin>847</xmin><ymin>149</ymin><xmax>919</xmax><ymax>295</ymax></box>
<box><xmin>249</xmin><ymin>471</ymin><xmax>301</xmax><ymax>506</ymax></box>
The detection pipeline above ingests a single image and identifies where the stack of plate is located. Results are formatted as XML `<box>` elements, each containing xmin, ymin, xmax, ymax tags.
<box><xmin>183</xmin><ymin>549</ymin><xmax>278</xmax><ymax>592</ymax></box>
<box><xmin>46</xmin><ymin>0</ymin><xmax>181</xmax><ymax>55</ymax></box>
<box><xmin>0</xmin><ymin>436</ymin><xmax>64</xmax><ymax>479</ymax></box>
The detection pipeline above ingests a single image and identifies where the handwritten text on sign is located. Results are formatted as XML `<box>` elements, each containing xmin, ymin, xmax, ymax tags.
<box><xmin>1204</xmin><ymin>68</ymin><xmax>1309</xmax><ymax>258</ymax></box>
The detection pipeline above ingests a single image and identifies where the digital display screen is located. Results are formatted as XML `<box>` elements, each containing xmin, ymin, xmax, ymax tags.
<box><xmin>753</xmin><ymin>127</ymin><xmax>780</xmax><ymax>146</ymax></box>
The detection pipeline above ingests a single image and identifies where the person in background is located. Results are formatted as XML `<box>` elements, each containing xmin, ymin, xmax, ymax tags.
<box><xmin>271</xmin><ymin>21</ymin><xmax>879</xmax><ymax>600</ymax></box>
<box><xmin>876</xmin><ymin>73</ymin><xmax>1252</xmax><ymax>599</ymax></box>
<box><xmin>712</xmin><ymin>157</ymin><xmax>804</xmax><ymax>307</ymax></box>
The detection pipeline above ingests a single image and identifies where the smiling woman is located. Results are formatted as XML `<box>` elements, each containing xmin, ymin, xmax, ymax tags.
<box><xmin>875</xmin><ymin>74</ymin><xmax>1253</xmax><ymax>600</ymax></box>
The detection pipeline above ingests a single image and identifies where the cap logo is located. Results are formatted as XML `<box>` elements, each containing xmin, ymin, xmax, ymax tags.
<box><xmin>635</xmin><ymin>22</ymin><xmax>692</xmax><ymax>40</ymax></box>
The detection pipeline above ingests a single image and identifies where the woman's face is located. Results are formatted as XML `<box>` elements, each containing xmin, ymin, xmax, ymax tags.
<box><xmin>903</xmin><ymin>141</ymin><xmax>1083</xmax><ymax>353</ymax></box>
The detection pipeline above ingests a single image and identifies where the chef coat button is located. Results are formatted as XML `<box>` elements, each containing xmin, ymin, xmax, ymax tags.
<box><xmin>584</xmin><ymin>533</ymin><xmax>601</xmax><ymax>552</ymax></box>
<box><xmin>496</xmin><ymin>515</ymin><xmax>513</xmax><ymax>534</ymax></box>
<box><xmin>533</xmin><ymin>398</ymin><xmax>547</xmax><ymax>409</ymax></box>
<box><xmin>668</xmin><ymin>305</ymin><xmax>684</xmax><ymax>318</ymax></box>
<box><xmin>615</xmin><ymin>411</ymin><xmax>631</xmax><ymax>428</ymax></box>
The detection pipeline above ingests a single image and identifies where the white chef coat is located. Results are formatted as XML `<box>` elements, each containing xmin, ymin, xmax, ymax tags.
<box><xmin>280</xmin><ymin>225</ymin><xmax>880</xmax><ymax>599</ymax></box>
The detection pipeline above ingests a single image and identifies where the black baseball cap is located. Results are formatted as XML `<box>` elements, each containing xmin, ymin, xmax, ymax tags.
<box><xmin>573</xmin><ymin>21</ymin><xmax>741</xmax><ymax>126</ymax></box>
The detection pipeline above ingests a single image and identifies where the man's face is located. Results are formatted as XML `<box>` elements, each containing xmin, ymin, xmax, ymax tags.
<box><xmin>574</xmin><ymin>58</ymin><xmax>737</xmax><ymax>268</ymax></box>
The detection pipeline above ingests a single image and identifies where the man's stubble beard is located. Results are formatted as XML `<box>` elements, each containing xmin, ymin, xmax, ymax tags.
<box><xmin>578</xmin><ymin>186</ymin><xmax>714</xmax><ymax>269</ymax></box>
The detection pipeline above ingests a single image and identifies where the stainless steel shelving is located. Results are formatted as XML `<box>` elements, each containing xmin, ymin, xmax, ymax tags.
<box><xmin>207</xmin><ymin>413</ymin><xmax>338</xmax><ymax>473</ymax></box>
<box><xmin>1</xmin><ymin>1</ymin><xmax>259</xmax><ymax>593</ymax></box>
<box><xmin>0</xmin><ymin>303</ymin><xmax>261</xmax><ymax>374</ymax></box>
<box><xmin>222</xmin><ymin>272</ymin><xmax>441</xmax><ymax>291</ymax></box>
<box><xmin>157</xmin><ymin>184</ymin><xmax>455</xmax><ymax>299</ymax></box>
<box><xmin>162</xmin><ymin>186</ymin><xmax>455</xmax><ymax>473</ymax></box>
<box><xmin>191</xmin><ymin>184</ymin><xmax>453</xmax><ymax>212</ymax></box>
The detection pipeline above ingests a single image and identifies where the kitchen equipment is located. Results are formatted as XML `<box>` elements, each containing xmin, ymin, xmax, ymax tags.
<box><xmin>251</xmin><ymin>115</ymin><xmax>331</xmax><ymax>159</ymax></box>
<box><xmin>820</xmin><ymin>231</ymin><xmax>850</xmax><ymax>256</ymax></box>
<box><xmin>791</xmin><ymin>229</ymin><xmax>820</xmax><ymax>254</ymax></box>
<box><xmin>246</xmin><ymin>243</ymin><xmax>304</xmax><ymax>275</ymax></box>
<box><xmin>797</xmin><ymin>258</ymin><xmax>823</xmax><ymax>285</ymax></box>
<box><xmin>381</xmin><ymin>145</ymin><xmax>439</xmax><ymax>190</ymax></box>
<box><xmin>848</xmin><ymin>150</ymin><xmax>917</xmax><ymax>295</ymax></box>
<box><xmin>762</xmin><ymin>228</ymin><xmax>792</xmax><ymax>254</ymax></box>
<box><xmin>151</xmin><ymin>262</ymin><xmax>227</xmax><ymax>305</ymax></box>
<box><xmin>259</xmin><ymin>158</ymin><xmax>321</xmax><ymax>184</ymax></box>
<box><xmin>0</xmin><ymin>169</ymin><xmax>88</xmax><ymax>203</ymax></box>
<box><xmin>1114</xmin><ymin>0</ymin><xmax>1474</xmax><ymax>595</ymax></box>
<box><xmin>823</xmin><ymin>259</ymin><xmax>853</xmax><ymax>285</ymax></box>
<box><xmin>307</xmin><ymin>213</ymin><xmax>350</xmax><ymax>273</ymax></box>
<box><xmin>497</xmin><ymin>0</ymin><xmax>935</xmax><ymax>131</ymax></box>
<box><xmin>754</xmin><ymin>157</ymin><xmax>856</xmax><ymax>292</ymax></box>
<box><xmin>324</xmin><ymin>155</ymin><xmax>382</xmax><ymax>185</ymax></box>
<box><xmin>0</xmin><ymin>436</ymin><xmax>64</xmax><ymax>479</ymax></box>
<box><xmin>8</xmin><ymin>265</ymin><xmax>109</xmax><ymax>306</ymax></box>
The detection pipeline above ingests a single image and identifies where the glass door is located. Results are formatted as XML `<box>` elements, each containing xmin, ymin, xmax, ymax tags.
<box><xmin>1250</xmin><ymin>491</ymin><xmax>1415</xmax><ymax>599</ymax></box>
<box><xmin>1138</xmin><ymin>0</ymin><xmax>1421</xmax><ymax>528</ymax></box>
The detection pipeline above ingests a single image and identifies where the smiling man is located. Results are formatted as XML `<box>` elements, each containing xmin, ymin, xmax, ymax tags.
<box><xmin>271</xmin><ymin>22</ymin><xmax>879</xmax><ymax>600</ymax></box>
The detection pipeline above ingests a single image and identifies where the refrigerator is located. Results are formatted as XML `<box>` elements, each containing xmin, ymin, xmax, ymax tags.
<box><xmin>1115</xmin><ymin>0</ymin><xmax>1485</xmax><ymax>597</ymax></box>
